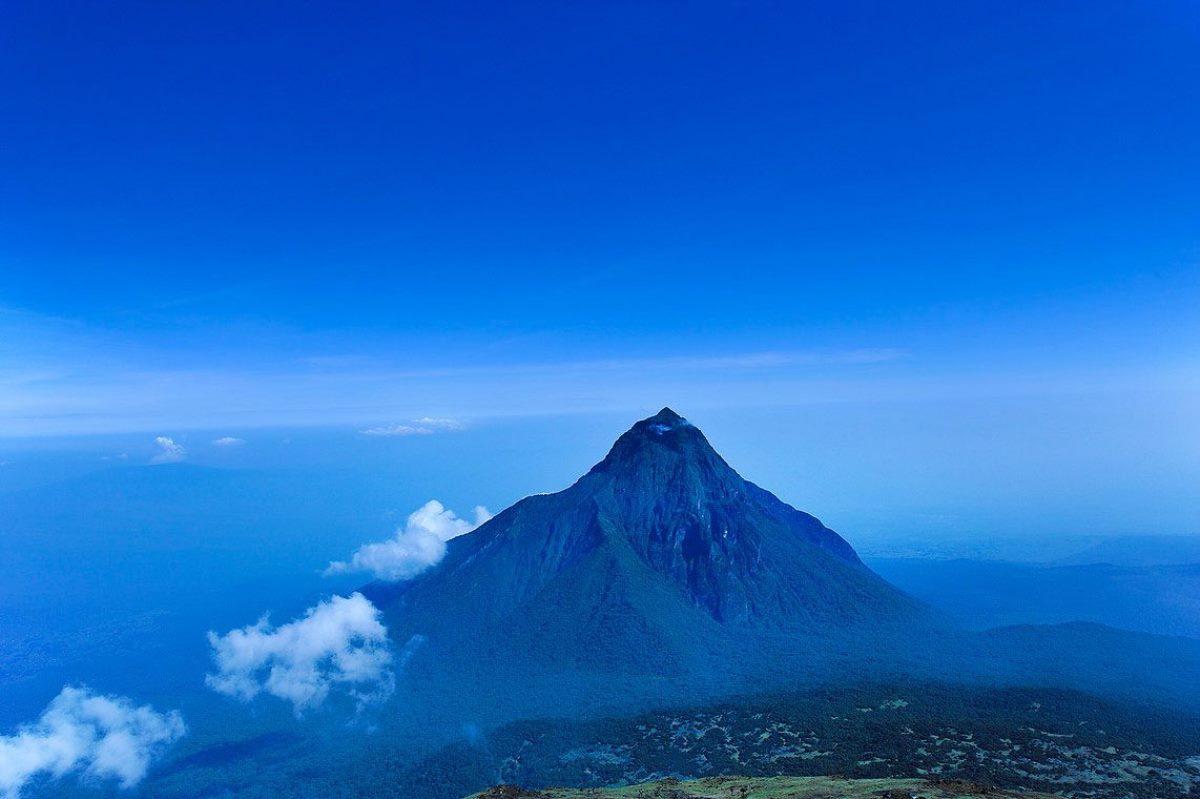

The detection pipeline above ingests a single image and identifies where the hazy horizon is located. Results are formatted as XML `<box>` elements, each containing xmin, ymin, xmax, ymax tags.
<box><xmin>4</xmin><ymin>397</ymin><xmax>1198</xmax><ymax>543</ymax></box>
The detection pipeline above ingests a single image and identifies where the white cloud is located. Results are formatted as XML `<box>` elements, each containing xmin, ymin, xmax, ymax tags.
<box><xmin>205</xmin><ymin>593</ymin><xmax>393</xmax><ymax>716</ymax></box>
<box><xmin>360</xmin><ymin>417</ymin><xmax>464</xmax><ymax>436</ymax></box>
<box><xmin>149</xmin><ymin>436</ymin><xmax>185</xmax><ymax>464</ymax></box>
<box><xmin>325</xmin><ymin>501</ymin><xmax>491</xmax><ymax>581</ymax></box>
<box><xmin>211</xmin><ymin>436</ymin><xmax>244</xmax><ymax>447</ymax></box>
<box><xmin>0</xmin><ymin>686</ymin><xmax>185</xmax><ymax>799</ymax></box>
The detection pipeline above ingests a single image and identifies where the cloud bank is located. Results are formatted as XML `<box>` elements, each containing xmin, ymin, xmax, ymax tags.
<box><xmin>0</xmin><ymin>686</ymin><xmax>185</xmax><ymax>799</ymax></box>
<box><xmin>149</xmin><ymin>436</ymin><xmax>185</xmax><ymax>464</ymax></box>
<box><xmin>360</xmin><ymin>417</ymin><xmax>464</xmax><ymax>436</ymax></box>
<box><xmin>325</xmin><ymin>500</ymin><xmax>492</xmax><ymax>581</ymax></box>
<box><xmin>206</xmin><ymin>593</ymin><xmax>393</xmax><ymax>716</ymax></box>
<box><xmin>211</xmin><ymin>436</ymin><xmax>244</xmax><ymax>447</ymax></box>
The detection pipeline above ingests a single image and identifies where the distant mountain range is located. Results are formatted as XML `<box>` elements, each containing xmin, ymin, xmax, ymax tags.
<box><xmin>858</xmin><ymin>532</ymin><xmax>1200</xmax><ymax>566</ymax></box>
<box><xmin>870</xmin><ymin>557</ymin><xmax>1200</xmax><ymax>639</ymax></box>
<box><xmin>1056</xmin><ymin>534</ymin><xmax>1200</xmax><ymax>567</ymax></box>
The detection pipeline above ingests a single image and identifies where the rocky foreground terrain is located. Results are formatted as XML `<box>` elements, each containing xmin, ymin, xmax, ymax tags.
<box><xmin>424</xmin><ymin>685</ymin><xmax>1200</xmax><ymax>799</ymax></box>
<box><xmin>471</xmin><ymin>775</ymin><xmax>1059</xmax><ymax>799</ymax></box>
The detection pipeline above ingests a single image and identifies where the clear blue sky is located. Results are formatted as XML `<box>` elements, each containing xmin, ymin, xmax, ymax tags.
<box><xmin>1</xmin><ymin>2</ymin><xmax>1198</xmax><ymax>536</ymax></box>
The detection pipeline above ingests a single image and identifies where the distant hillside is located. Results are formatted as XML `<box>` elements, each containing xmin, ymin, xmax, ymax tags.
<box><xmin>868</xmin><ymin>558</ymin><xmax>1200</xmax><ymax>638</ymax></box>
<box><xmin>1057</xmin><ymin>534</ymin><xmax>1200</xmax><ymax>567</ymax></box>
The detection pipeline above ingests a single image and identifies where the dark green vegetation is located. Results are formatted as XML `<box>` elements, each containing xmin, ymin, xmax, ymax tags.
<box><xmin>428</xmin><ymin>684</ymin><xmax>1200</xmax><ymax>799</ymax></box>
<box><xmin>469</xmin><ymin>774</ymin><xmax>1060</xmax><ymax>799</ymax></box>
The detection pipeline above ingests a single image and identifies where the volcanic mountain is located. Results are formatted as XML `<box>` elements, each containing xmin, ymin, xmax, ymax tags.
<box><xmin>356</xmin><ymin>406</ymin><xmax>1200</xmax><ymax>746</ymax></box>
<box><xmin>366</xmin><ymin>409</ymin><xmax>932</xmax><ymax>689</ymax></box>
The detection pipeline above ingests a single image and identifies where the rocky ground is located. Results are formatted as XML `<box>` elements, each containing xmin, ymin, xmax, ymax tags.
<box><xmin>454</xmin><ymin>688</ymin><xmax>1200</xmax><ymax>799</ymax></box>
<box><xmin>471</xmin><ymin>775</ymin><xmax>1060</xmax><ymax>799</ymax></box>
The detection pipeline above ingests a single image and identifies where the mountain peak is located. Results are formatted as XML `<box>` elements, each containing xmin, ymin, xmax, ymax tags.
<box><xmin>590</xmin><ymin>407</ymin><xmax>727</xmax><ymax>477</ymax></box>
<box><xmin>636</xmin><ymin>407</ymin><xmax>693</xmax><ymax>437</ymax></box>
<box><xmin>648</xmin><ymin>406</ymin><xmax>684</xmax><ymax>424</ymax></box>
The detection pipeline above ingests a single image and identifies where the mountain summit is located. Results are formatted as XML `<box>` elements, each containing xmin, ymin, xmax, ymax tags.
<box><xmin>367</xmin><ymin>409</ymin><xmax>928</xmax><ymax>685</ymax></box>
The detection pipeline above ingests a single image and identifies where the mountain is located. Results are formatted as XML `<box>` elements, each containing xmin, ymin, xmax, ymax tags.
<box><xmin>365</xmin><ymin>409</ymin><xmax>931</xmax><ymax>690</ymax></box>
<box><xmin>362</xmin><ymin>408</ymin><xmax>1200</xmax><ymax>729</ymax></box>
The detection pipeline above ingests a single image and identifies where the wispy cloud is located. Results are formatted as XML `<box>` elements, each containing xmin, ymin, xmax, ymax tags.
<box><xmin>325</xmin><ymin>501</ymin><xmax>491</xmax><ymax>581</ymax></box>
<box><xmin>413</xmin><ymin>416</ymin><xmax>464</xmax><ymax>429</ymax></box>
<box><xmin>359</xmin><ymin>424</ymin><xmax>430</xmax><ymax>437</ymax></box>
<box><xmin>0</xmin><ymin>308</ymin><xmax>924</xmax><ymax>435</ymax></box>
<box><xmin>360</xmin><ymin>417</ymin><xmax>464</xmax><ymax>437</ymax></box>
<box><xmin>149</xmin><ymin>436</ymin><xmax>185</xmax><ymax>464</ymax></box>
<box><xmin>206</xmin><ymin>593</ymin><xmax>393</xmax><ymax>716</ymax></box>
<box><xmin>541</xmin><ymin>349</ymin><xmax>909</xmax><ymax>372</ymax></box>
<box><xmin>211</xmin><ymin>436</ymin><xmax>244</xmax><ymax>447</ymax></box>
<box><xmin>0</xmin><ymin>686</ymin><xmax>185</xmax><ymax>799</ymax></box>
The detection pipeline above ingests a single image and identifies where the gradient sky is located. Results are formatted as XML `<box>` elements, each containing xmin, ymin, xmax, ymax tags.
<box><xmin>1</xmin><ymin>2</ymin><xmax>1198</xmax><ymax>536</ymax></box>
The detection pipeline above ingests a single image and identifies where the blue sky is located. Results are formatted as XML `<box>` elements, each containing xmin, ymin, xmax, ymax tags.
<box><xmin>1</xmin><ymin>2</ymin><xmax>1198</xmax><ymax>535</ymax></box>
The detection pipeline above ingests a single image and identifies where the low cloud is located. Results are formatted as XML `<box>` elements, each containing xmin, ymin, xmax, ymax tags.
<box><xmin>206</xmin><ymin>593</ymin><xmax>393</xmax><ymax>716</ymax></box>
<box><xmin>325</xmin><ymin>501</ymin><xmax>491</xmax><ymax>581</ymax></box>
<box><xmin>149</xmin><ymin>436</ymin><xmax>185</xmax><ymax>464</ymax></box>
<box><xmin>360</xmin><ymin>417</ymin><xmax>464</xmax><ymax>437</ymax></box>
<box><xmin>211</xmin><ymin>436</ymin><xmax>244</xmax><ymax>447</ymax></box>
<box><xmin>0</xmin><ymin>686</ymin><xmax>185</xmax><ymax>799</ymax></box>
